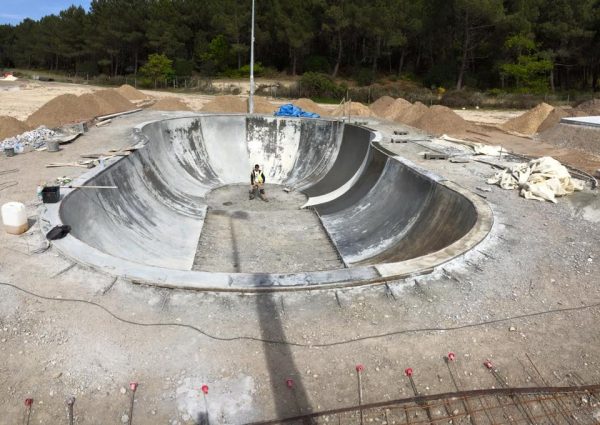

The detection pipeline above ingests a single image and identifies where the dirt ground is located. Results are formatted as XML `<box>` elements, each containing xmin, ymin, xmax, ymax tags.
<box><xmin>0</xmin><ymin>86</ymin><xmax>599</xmax><ymax>424</ymax></box>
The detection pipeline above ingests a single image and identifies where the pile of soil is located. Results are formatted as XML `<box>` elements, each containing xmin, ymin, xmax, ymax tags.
<box><xmin>116</xmin><ymin>84</ymin><xmax>151</xmax><ymax>101</ymax></box>
<box><xmin>332</xmin><ymin>101</ymin><xmax>373</xmax><ymax>117</ymax></box>
<box><xmin>26</xmin><ymin>94</ymin><xmax>99</xmax><ymax>128</ymax></box>
<box><xmin>394</xmin><ymin>101</ymin><xmax>428</xmax><ymax>125</ymax></box>
<box><xmin>0</xmin><ymin>116</ymin><xmax>30</xmax><ymax>140</ymax></box>
<box><xmin>253</xmin><ymin>97</ymin><xmax>277</xmax><ymax>114</ymax></box>
<box><xmin>201</xmin><ymin>95</ymin><xmax>247</xmax><ymax>113</ymax></box>
<box><xmin>381</xmin><ymin>98</ymin><xmax>412</xmax><ymax>120</ymax></box>
<box><xmin>148</xmin><ymin>97</ymin><xmax>192</xmax><ymax>111</ymax></box>
<box><xmin>292</xmin><ymin>98</ymin><xmax>328</xmax><ymax>116</ymax></box>
<box><xmin>369</xmin><ymin>96</ymin><xmax>395</xmax><ymax>117</ymax></box>
<box><xmin>501</xmin><ymin>102</ymin><xmax>554</xmax><ymax>135</ymax></box>
<box><xmin>92</xmin><ymin>89</ymin><xmax>135</xmax><ymax>115</ymax></box>
<box><xmin>575</xmin><ymin>98</ymin><xmax>600</xmax><ymax>111</ymax></box>
<box><xmin>412</xmin><ymin>105</ymin><xmax>471</xmax><ymax>136</ymax></box>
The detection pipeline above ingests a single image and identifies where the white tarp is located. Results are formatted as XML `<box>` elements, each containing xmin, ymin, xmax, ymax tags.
<box><xmin>487</xmin><ymin>156</ymin><xmax>584</xmax><ymax>203</ymax></box>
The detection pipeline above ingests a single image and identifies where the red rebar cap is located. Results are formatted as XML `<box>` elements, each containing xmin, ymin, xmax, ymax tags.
<box><xmin>405</xmin><ymin>368</ymin><xmax>413</xmax><ymax>377</ymax></box>
<box><xmin>129</xmin><ymin>382</ymin><xmax>138</xmax><ymax>392</ymax></box>
<box><xmin>484</xmin><ymin>360</ymin><xmax>493</xmax><ymax>369</ymax></box>
<box><xmin>201</xmin><ymin>384</ymin><xmax>209</xmax><ymax>395</ymax></box>
<box><xmin>355</xmin><ymin>364</ymin><xmax>364</xmax><ymax>372</ymax></box>
<box><xmin>448</xmin><ymin>352</ymin><xmax>456</xmax><ymax>361</ymax></box>
<box><xmin>285</xmin><ymin>378</ymin><xmax>294</xmax><ymax>389</ymax></box>
<box><xmin>24</xmin><ymin>398</ymin><xmax>33</xmax><ymax>407</ymax></box>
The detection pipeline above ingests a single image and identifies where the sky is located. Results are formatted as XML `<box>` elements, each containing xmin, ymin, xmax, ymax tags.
<box><xmin>0</xmin><ymin>0</ymin><xmax>91</xmax><ymax>25</ymax></box>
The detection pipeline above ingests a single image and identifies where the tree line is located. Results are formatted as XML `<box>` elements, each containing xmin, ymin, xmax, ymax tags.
<box><xmin>0</xmin><ymin>0</ymin><xmax>599</xmax><ymax>92</ymax></box>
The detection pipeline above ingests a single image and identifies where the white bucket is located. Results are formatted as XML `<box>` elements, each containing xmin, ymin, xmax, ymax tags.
<box><xmin>1</xmin><ymin>202</ymin><xmax>29</xmax><ymax>235</ymax></box>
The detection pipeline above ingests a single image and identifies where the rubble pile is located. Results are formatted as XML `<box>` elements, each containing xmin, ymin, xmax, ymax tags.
<box><xmin>0</xmin><ymin>126</ymin><xmax>56</xmax><ymax>152</ymax></box>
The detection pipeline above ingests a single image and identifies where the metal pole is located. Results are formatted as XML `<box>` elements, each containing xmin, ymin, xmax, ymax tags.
<box><xmin>249</xmin><ymin>0</ymin><xmax>255</xmax><ymax>114</ymax></box>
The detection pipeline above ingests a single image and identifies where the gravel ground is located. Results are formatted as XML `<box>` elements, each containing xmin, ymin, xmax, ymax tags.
<box><xmin>0</xmin><ymin>112</ymin><xmax>599</xmax><ymax>424</ymax></box>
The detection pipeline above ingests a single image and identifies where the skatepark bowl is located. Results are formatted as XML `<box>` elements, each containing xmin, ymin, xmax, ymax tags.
<box><xmin>41</xmin><ymin>114</ymin><xmax>493</xmax><ymax>291</ymax></box>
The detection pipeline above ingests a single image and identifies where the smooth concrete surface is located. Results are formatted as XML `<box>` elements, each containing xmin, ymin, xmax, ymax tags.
<box><xmin>41</xmin><ymin>114</ymin><xmax>492</xmax><ymax>290</ymax></box>
<box><xmin>561</xmin><ymin>116</ymin><xmax>600</xmax><ymax>128</ymax></box>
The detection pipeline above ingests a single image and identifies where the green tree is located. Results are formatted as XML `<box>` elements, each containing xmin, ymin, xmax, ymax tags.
<box><xmin>139</xmin><ymin>53</ymin><xmax>175</xmax><ymax>85</ymax></box>
<box><xmin>500</xmin><ymin>34</ymin><xmax>553</xmax><ymax>92</ymax></box>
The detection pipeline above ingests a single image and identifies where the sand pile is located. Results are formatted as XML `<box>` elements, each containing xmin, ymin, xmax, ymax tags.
<box><xmin>394</xmin><ymin>101</ymin><xmax>428</xmax><ymax>125</ymax></box>
<box><xmin>201</xmin><ymin>95</ymin><xmax>247</xmax><ymax>113</ymax></box>
<box><xmin>576</xmin><ymin>99</ymin><xmax>600</xmax><ymax>111</ymax></box>
<box><xmin>92</xmin><ymin>89</ymin><xmax>135</xmax><ymax>115</ymax></box>
<box><xmin>149</xmin><ymin>97</ymin><xmax>192</xmax><ymax>111</ymax></box>
<box><xmin>26</xmin><ymin>94</ymin><xmax>99</xmax><ymax>128</ymax></box>
<box><xmin>369</xmin><ymin>96</ymin><xmax>395</xmax><ymax>117</ymax></box>
<box><xmin>502</xmin><ymin>102</ymin><xmax>554</xmax><ymax>135</ymax></box>
<box><xmin>332</xmin><ymin>101</ymin><xmax>373</xmax><ymax>117</ymax></box>
<box><xmin>253</xmin><ymin>97</ymin><xmax>278</xmax><ymax>114</ymax></box>
<box><xmin>116</xmin><ymin>84</ymin><xmax>151</xmax><ymax>101</ymax></box>
<box><xmin>382</xmin><ymin>98</ymin><xmax>412</xmax><ymax>120</ymax></box>
<box><xmin>0</xmin><ymin>116</ymin><xmax>30</xmax><ymax>140</ymax></box>
<box><xmin>292</xmin><ymin>98</ymin><xmax>327</xmax><ymax>116</ymax></box>
<box><xmin>412</xmin><ymin>105</ymin><xmax>471</xmax><ymax>136</ymax></box>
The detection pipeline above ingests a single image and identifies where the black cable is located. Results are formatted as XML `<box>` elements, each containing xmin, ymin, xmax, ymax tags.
<box><xmin>0</xmin><ymin>280</ymin><xmax>598</xmax><ymax>348</ymax></box>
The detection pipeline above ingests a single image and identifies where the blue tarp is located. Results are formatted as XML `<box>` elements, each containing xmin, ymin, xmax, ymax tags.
<box><xmin>274</xmin><ymin>103</ymin><xmax>320</xmax><ymax>118</ymax></box>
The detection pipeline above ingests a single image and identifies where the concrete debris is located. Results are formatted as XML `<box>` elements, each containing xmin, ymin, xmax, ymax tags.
<box><xmin>487</xmin><ymin>156</ymin><xmax>584</xmax><ymax>203</ymax></box>
<box><xmin>0</xmin><ymin>126</ymin><xmax>56</xmax><ymax>153</ymax></box>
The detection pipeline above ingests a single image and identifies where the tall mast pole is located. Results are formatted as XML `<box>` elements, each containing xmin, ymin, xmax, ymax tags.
<box><xmin>249</xmin><ymin>0</ymin><xmax>255</xmax><ymax>113</ymax></box>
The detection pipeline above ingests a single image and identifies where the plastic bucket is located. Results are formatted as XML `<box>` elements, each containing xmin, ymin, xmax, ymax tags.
<box><xmin>47</xmin><ymin>140</ymin><xmax>60</xmax><ymax>152</ymax></box>
<box><xmin>4</xmin><ymin>147</ymin><xmax>15</xmax><ymax>157</ymax></box>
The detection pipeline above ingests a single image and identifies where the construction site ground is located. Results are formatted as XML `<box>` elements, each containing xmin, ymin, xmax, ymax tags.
<box><xmin>0</xmin><ymin>83</ymin><xmax>599</xmax><ymax>424</ymax></box>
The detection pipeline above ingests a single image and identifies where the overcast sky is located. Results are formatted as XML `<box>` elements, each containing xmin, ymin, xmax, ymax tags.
<box><xmin>0</xmin><ymin>0</ymin><xmax>90</xmax><ymax>25</ymax></box>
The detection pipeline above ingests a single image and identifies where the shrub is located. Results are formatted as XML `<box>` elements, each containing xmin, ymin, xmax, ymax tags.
<box><xmin>354</xmin><ymin>68</ymin><xmax>375</xmax><ymax>86</ymax></box>
<box><xmin>299</xmin><ymin>72</ymin><xmax>344</xmax><ymax>99</ymax></box>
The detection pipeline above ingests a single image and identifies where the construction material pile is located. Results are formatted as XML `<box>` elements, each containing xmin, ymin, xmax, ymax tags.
<box><xmin>292</xmin><ymin>98</ymin><xmax>328</xmax><ymax>116</ymax></box>
<box><xmin>253</xmin><ymin>97</ymin><xmax>278</xmax><ymax>114</ymax></box>
<box><xmin>0</xmin><ymin>116</ymin><xmax>30</xmax><ymax>140</ymax></box>
<box><xmin>332</xmin><ymin>101</ymin><xmax>374</xmax><ymax>117</ymax></box>
<box><xmin>26</xmin><ymin>90</ymin><xmax>135</xmax><ymax>128</ymax></box>
<box><xmin>501</xmin><ymin>103</ymin><xmax>554</xmax><ymax>135</ymax></box>
<box><xmin>116</xmin><ymin>84</ymin><xmax>151</xmax><ymax>102</ymax></box>
<box><xmin>380</xmin><ymin>98</ymin><xmax>411</xmax><ymax>120</ymax></box>
<box><xmin>369</xmin><ymin>96</ymin><xmax>395</xmax><ymax>117</ymax></box>
<box><xmin>148</xmin><ymin>97</ymin><xmax>192</xmax><ymax>111</ymax></box>
<box><xmin>1</xmin><ymin>126</ymin><xmax>56</xmax><ymax>152</ymax></box>
<box><xmin>201</xmin><ymin>95</ymin><xmax>247</xmax><ymax>113</ymax></box>
<box><xmin>487</xmin><ymin>156</ymin><xmax>584</xmax><ymax>203</ymax></box>
<box><xmin>413</xmin><ymin>105</ymin><xmax>471</xmax><ymax>136</ymax></box>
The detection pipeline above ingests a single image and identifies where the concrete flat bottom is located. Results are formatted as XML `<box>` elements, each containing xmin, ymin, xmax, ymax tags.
<box><xmin>192</xmin><ymin>184</ymin><xmax>344</xmax><ymax>273</ymax></box>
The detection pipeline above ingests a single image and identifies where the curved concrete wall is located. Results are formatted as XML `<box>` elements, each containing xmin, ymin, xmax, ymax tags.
<box><xmin>47</xmin><ymin>114</ymin><xmax>491</xmax><ymax>290</ymax></box>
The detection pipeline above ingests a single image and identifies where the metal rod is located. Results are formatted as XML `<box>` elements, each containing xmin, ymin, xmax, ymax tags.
<box><xmin>357</xmin><ymin>369</ymin><xmax>363</xmax><ymax>425</ymax></box>
<box><xmin>246</xmin><ymin>385</ymin><xmax>600</xmax><ymax>425</ymax></box>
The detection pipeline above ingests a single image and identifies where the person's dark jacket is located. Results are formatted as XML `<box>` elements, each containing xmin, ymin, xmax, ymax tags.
<box><xmin>251</xmin><ymin>170</ymin><xmax>266</xmax><ymax>185</ymax></box>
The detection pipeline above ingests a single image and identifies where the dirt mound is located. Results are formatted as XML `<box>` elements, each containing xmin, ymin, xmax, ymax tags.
<box><xmin>382</xmin><ymin>98</ymin><xmax>412</xmax><ymax>120</ymax></box>
<box><xmin>369</xmin><ymin>96</ymin><xmax>395</xmax><ymax>117</ymax></box>
<box><xmin>148</xmin><ymin>97</ymin><xmax>192</xmax><ymax>111</ymax></box>
<box><xmin>502</xmin><ymin>102</ymin><xmax>554</xmax><ymax>135</ymax></box>
<box><xmin>201</xmin><ymin>95</ymin><xmax>247</xmax><ymax>113</ymax></box>
<box><xmin>575</xmin><ymin>98</ymin><xmax>600</xmax><ymax>110</ymax></box>
<box><xmin>92</xmin><ymin>89</ymin><xmax>135</xmax><ymax>115</ymax></box>
<box><xmin>412</xmin><ymin>105</ymin><xmax>471</xmax><ymax>136</ymax></box>
<box><xmin>332</xmin><ymin>101</ymin><xmax>373</xmax><ymax>117</ymax></box>
<box><xmin>116</xmin><ymin>84</ymin><xmax>150</xmax><ymax>101</ymax></box>
<box><xmin>253</xmin><ymin>97</ymin><xmax>278</xmax><ymax>114</ymax></box>
<box><xmin>292</xmin><ymin>98</ymin><xmax>327</xmax><ymax>116</ymax></box>
<box><xmin>0</xmin><ymin>116</ymin><xmax>30</xmax><ymax>140</ymax></box>
<box><xmin>26</xmin><ymin>94</ymin><xmax>99</xmax><ymax>128</ymax></box>
<box><xmin>394</xmin><ymin>101</ymin><xmax>428</xmax><ymax>125</ymax></box>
